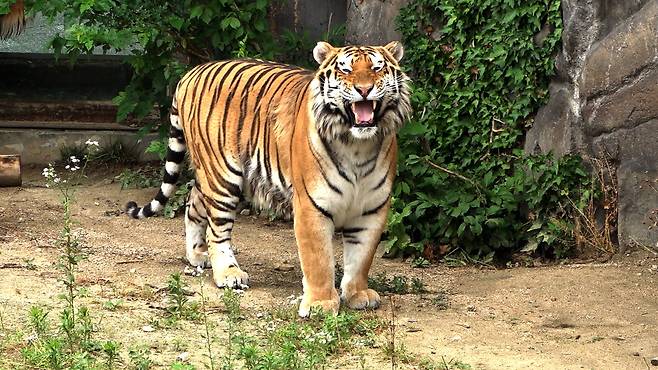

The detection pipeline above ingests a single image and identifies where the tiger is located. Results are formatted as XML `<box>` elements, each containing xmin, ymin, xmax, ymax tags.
<box><xmin>0</xmin><ymin>0</ymin><xmax>25</xmax><ymax>40</ymax></box>
<box><xmin>126</xmin><ymin>41</ymin><xmax>411</xmax><ymax>317</ymax></box>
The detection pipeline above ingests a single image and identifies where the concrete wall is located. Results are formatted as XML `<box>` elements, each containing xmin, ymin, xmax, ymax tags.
<box><xmin>525</xmin><ymin>0</ymin><xmax>658</xmax><ymax>248</ymax></box>
<box><xmin>0</xmin><ymin>129</ymin><xmax>159</xmax><ymax>165</ymax></box>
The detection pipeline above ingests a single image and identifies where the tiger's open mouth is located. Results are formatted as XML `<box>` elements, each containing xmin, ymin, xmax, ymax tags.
<box><xmin>350</xmin><ymin>100</ymin><xmax>377</xmax><ymax>127</ymax></box>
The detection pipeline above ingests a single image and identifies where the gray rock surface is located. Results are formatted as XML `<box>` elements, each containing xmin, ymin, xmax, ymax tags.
<box><xmin>345</xmin><ymin>0</ymin><xmax>409</xmax><ymax>46</ymax></box>
<box><xmin>526</xmin><ymin>0</ymin><xmax>658</xmax><ymax>247</ymax></box>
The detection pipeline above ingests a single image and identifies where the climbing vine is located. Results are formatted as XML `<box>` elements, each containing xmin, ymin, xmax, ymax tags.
<box><xmin>389</xmin><ymin>0</ymin><xmax>594</xmax><ymax>261</ymax></box>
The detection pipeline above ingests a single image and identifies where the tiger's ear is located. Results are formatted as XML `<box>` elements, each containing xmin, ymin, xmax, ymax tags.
<box><xmin>384</xmin><ymin>41</ymin><xmax>404</xmax><ymax>62</ymax></box>
<box><xmin>313</xmin><ymin>41</ymin><xmax>335</xmax><ymax>65</ymax></box>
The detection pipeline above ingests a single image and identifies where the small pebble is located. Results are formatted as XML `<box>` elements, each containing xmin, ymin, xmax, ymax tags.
<box><xmin>632</xmin><ymin>352</ymin><xmax>640</xmax><ymax>356</ymax></box>
<box><xmin>240</xmin><ymin>209</ymin><xmax>251</xmax><ymax>216</ymax></box>
<box><xmin>130</xmin><ymin>268</ymin><xmax>136</xmax><ymax>274</ymax></box>
<box><xmin>142</xmin><ymin>325</ymin><xmax>155</xmax><ymax>332</ymax></box>
<box><xmin>274</xmin><ymin>263</ymin><xmax>294</xmax><ymax>272</ymax></box>
<box><xmin>176</xmin><ymin>352</ymin><xmax>190</xmax><ymax>362</ymax></box>
<box><xmin>466</xmin><ymin>304</ymin><xmax>477</xmax><ymax>312</ymax></box>
<box><xmin>450</xmin><ymin>335</ymin><xmax>462</xmax><ymax>342</ymax></box>
<box><xmin>650</xmin><ymin>357</ymin><xmax>658</xmax><ymax>366</ymax></box>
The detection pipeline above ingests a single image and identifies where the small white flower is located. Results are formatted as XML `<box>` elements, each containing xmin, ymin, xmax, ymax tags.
<box><xmin>85</xmin><ymin>139</ymin><xmax>99</xmax><ymax>147</ymax></box>
<box><xmin>65</xmin><ymin>165</ymin><xmax>70</xmax><ymax>169</ymax></box>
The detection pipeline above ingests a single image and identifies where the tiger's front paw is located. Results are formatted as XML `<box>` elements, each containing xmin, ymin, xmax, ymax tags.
<box><xmin>186</xmin><ymin>247</ymin><xmax>210</xmax><ymax>268</ymax></box>
<box><xmin>298</xmin><ymin>289</ymin><xmax>340</xmax><ymax>317</ymax></box>
<box><xmin>343</xmin><ymin>288</ymin><xmax>380</xmax><ymax>310</ymax></box>
<box><xmin>213</xmin><ymin>265</ymin><xmax>249</xmax><ymax>289</ymax></box>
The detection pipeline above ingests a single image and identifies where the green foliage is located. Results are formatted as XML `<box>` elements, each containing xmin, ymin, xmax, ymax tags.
<box><xmin>215</xmin><ymin>289</ymin><xmax>381</xmax><ymax>370</ymax></box>
<box><xmin>368</xmin><ymin>273</ymin><xmax>427</xmax><ymax>295</ymax></box>
<box><xmin>22</xmin><ymin>0</ymin><xmax>273</xmax><ymax>122</ymax></box>
<box><xmin>165</xmin><ymin>273</ymin><xmax>201</xmax><ymax>323</ymax></box>
<box><xmin>19</xmin><ymin>165</ymin><xmax>123</xmax><ymax>369</ymax></box>
<box><xmin>391</xmin><ymin>0</ymin><xmax>592</xmax><ymax>259</ymax></box>
<box><xmin>117</xmin><ymin>167</ymin><xmax>161</xmax><ymax>189</ymax></box>
<box><xmin>164</xmin><ymin>179</ymin><xmax>195</xmax><ymax>218</ymax></box>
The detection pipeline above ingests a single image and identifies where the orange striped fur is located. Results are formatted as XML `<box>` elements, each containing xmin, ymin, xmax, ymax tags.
<box><xmin>126</xmin><ymin>42</ymin><xmax>412</xmax><ymax>316</ymax></box>
<box><xmin>0</xmin><ymin>0</ymin><xmax>25</xmax><ymax>40</ymax></box>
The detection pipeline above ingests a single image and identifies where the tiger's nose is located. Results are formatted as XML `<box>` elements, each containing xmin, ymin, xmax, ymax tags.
<box><xmin>356</xmin><ymin>85</ymin><xmax>373</xmax><ymax>98</ymax></box>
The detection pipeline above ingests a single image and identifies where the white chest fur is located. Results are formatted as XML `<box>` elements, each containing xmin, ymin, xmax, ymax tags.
<box><xmin>309</xmin><ymin>133</ymin><xmax>394</xmax><ymax>229</ymax></box>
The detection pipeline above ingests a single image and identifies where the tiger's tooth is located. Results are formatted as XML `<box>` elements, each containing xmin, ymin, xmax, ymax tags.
<box><xmin>371</xmin><ymin>100</ymin><xmax>376</xmax><ymax>109</ymax></box>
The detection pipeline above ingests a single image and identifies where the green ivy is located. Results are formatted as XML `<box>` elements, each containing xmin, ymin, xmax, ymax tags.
<box><xmin>17</xmin><ymin>0</ymin><xmax>274</xmax><ymax>121</ymax></box>
<box><xmin>390</xmin><ymin>0</ymin><xmax>593</xmax><ymax>259</ymax></box>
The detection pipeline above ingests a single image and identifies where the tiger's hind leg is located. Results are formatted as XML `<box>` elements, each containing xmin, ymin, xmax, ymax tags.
<box><xmin>203</xmin><ymin>189</ymin><xmax>249</xmax><ymax>289</ymax></box>
<box><xmin>185</xmin><ymin>183</ymin><xmax>210</xmax><ymax>267</ymax></box>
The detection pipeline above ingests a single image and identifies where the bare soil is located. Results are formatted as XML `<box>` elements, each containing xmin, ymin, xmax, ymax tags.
<box><xmin>1</xmin><ymin>166</ymin><xmax>657</xmax><ymax>369</ymax></box>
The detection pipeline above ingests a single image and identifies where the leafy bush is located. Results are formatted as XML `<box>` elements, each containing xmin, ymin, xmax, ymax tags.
<box><xmin>20</xmin><ymin>0</ymin><xmax>273</xmax><ymax>122</ymax></box>
<box><xmin>390</xmin><ymin>0</ymin><xmax>593</xmax><ymax>259</ymax></box>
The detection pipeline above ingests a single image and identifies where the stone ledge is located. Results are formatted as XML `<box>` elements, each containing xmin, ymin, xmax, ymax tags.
<box><xmin>584</xmin><ymin>66</ymin><xmax>658</xmax><ymax>137</ymax></box>
<box><xmin>0</xmin><ymin>129</ymin><xmax>159</xmax><ymax>165</ymax></box>
<box><xmin>581</xmin><ymin>1</ymin><xmax>658</xmax><ymax>99</ymax></box>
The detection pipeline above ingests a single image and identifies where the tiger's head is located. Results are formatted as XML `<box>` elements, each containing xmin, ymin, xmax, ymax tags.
<box><xmin>310</xmin><ymin>41</ymin><xmax>412</xmax><ymax>141</ymax></box>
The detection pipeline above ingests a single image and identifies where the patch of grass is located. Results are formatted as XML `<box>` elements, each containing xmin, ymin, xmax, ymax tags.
<box><xmin>128</xmin><ymin>345</ymin><xmax>153</xmax><ymax>370</ymax></box>
<box><xmin>212</xmin><ymin>288</ymin><xmax>383</xmax><ymax>370</ymax></box>
<box><xmin>165</xmin><ymin>273</ymin><xmax>201</xmax><ymax>324</ymax></box>
<box><xmin>411</xmin><ymin>256</ymin><xmax>431</xmax><ymax>268</ymax></box>
<box><xmin>88</xmin><ymin>141</ymin><xmax>139</xmax><ymax>165</ymax></box>
<box><xmin>102</xmin><ymin>299</ymin><xmax>124</xmax><ymax>311</ymax></box>
<box><xmin>116</xmin><ymin>167</ymin><xmax>161</xmax><ymax>189</ymax></box>
<box><xmin>430</xmin><ymin>291</ymin><xmax>450</xmax><ymax>310</ymax></box>
<box><xmin>368</xmin><ymin>273</ymin><xmax>428</xmax><ymax>295</ymax></box>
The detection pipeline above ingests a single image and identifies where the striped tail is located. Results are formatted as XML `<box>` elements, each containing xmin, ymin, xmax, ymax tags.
<box><xmin>126</xmin><ymin>98</ymin><xmax>186</xmax><ymax>219</ymax></box>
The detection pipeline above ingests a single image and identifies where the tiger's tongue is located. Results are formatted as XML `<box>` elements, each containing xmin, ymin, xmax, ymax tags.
<box><xmin>354</xmin><ymin>101</ymin><xmax>374</xmax><ymax>124</ymax></box>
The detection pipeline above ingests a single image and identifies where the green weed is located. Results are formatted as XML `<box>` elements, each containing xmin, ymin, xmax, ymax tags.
<box><xmin>117</xmin><ymin>167</ymin><xmax>161</xmax><ymax>189</ymax></box>
<box><xmin>368</xmin><ymin>273</ymin><xmax>427</xmax><ymax>295</ymax></box>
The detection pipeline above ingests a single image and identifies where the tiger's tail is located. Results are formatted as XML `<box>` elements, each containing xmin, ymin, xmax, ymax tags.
<box><xmin>126</xmin><ymin>95</ymin><xmax>186</xmax><ymax>219</ymax></box>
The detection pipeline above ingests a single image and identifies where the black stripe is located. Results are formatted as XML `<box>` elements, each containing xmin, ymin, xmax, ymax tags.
<box><xmin>302</xmin><ymin>177</ymin><xmax>333</xmax><ymax>221</ymax></box>
<box><xmin>342</xmin><ymin>227</ymin><xmax>365</xmax><ymax>234</ymax></box>
<box><xmin>362</xmin><ymin>164</ymin><xmax>377</xmax><ymax>178</ymax></box>
<box><xmin>215</xmin><ymin>199</ymin><xmax>237</xmax><ymax>211</ymax></box>
<box><xmin>187</xmin><ymin>213</ymin><xmax>204</xmax><ymax>224</ymax></box>
<box><xmin>207</xmin><ymin>224</ymin><xmax>221</xmax><ymax>238</ymax></box>
<box><xmin>372</xmin><ymin>172</ymin><xmax>388</xmax><ymax>191</ymax></box>
<box><xmin>142</xmin><ymin>203</ymin><xmax>154</xmax><ymax>217</ymax></box>
<box><xmin>212</xmin><ymin>217</ymin><xmax>234</xmax><ymax>226</ymax></box>
<box><xmin>362</xmin><ymin>197</ymin><xmax>389</xmax><ymax>216</ymax></box>
<box><xmin>320</xmin><ymin>137</ymin><xmax>353</xmax><ymax>184</ymax></box>
<box><xmin>215</xmin><ymin>176</ymin><xmax>242</xmax><ymax>199</ymax></box>
<box><xmin>166</xmin><ymin>150</ymin><xmax>185</xmax><ymax>163</ymax></box>
<box><xmin>169</xmin><ymin>126</ymin><xmax>185</xmax><ymax>141</ymax></box>
<box><xmin>310</xmin><ymin>144</ymin><xmax>342</xmax><ymax>195</ymax></box>
<box><xmin>190</xmin><ymin>202</ymin><xmax>208</xmax><ymax>220</ymax></box>
<box><xmin>163</xmin><ymin>171</ymin><xmax>178</xmax><ymax>184</ymax></box>
<box><xmin>154</xmin><ymin>190</ymin><xmax>168</xmax><ymax>204</ymax></box>
<box><xmin>274</xmin><ymin>143</ymin><xmax>287</xmax><ymax>189</ymax></box>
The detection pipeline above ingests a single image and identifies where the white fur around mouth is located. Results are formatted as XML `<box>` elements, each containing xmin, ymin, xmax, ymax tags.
<box><xmin>351</xmin><ymin>100</ymin><xmax>376</xmax><ymax>126</ymax></box>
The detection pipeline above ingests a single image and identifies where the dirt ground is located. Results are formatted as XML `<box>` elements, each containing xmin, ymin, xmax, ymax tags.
<box><xmin>1</xmin><ymin>166</ymin><xmax>657</xmax><ymax>369</ymax></box>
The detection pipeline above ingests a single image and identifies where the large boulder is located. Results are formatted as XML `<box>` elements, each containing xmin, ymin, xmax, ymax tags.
<box><xmin>526</xmin><ymin>0</ymin><xmax>658</xmax><ymax>248</ymax></box>
<box><xmin>345</xmin><ymin>0</ymin><xmax>409</xmax><ymax>46</ymax></box>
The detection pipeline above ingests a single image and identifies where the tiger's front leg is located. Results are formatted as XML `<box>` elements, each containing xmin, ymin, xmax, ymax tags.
<box><xmin>339</xmin><ymin>205</ymin><xmax>388</xmax><ymax>310</ymax></box>
<box><xmin>203</xmin><ymin>195</ymin><xmax>249</xmax><ymax>289</ymax></box>
<box><xmin>293</xmin><ymin>192</ymin><xmax>340</xmax><ymax>317</ymax></box>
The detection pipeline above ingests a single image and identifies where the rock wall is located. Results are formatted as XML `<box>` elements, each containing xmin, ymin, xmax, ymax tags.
<box><xmin>345</xmin><ymin>0</ymin><xmax>409</xmax><ymax>45</ymax></box>
<box><xmin>526</xmin><ymin>0</ymin><xmax>658</xmax><ymax>248</ymax></box>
